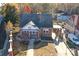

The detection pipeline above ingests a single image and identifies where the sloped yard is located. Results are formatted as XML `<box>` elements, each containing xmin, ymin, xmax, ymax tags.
<box><xmin>13</xmin><ymin>34</ymin><xmax>57</xmax><ymax>56</ymax></box>
<box><xmin>14</xmin><ymin>42</ymin><xmax>28</xmax><ymax>56</ymax></box>
<box><xmin>34</xmin><ymin>41</ymin><xmax>57</xmax><ymax>56</ymax></box>
<box><xmin>13</xmin><ymin>39</ymin><xmax>28</xmax><ymax>56</ymax></box>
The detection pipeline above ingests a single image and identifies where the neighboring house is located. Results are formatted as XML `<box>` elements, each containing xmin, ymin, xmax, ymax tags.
<box><xmin>55</xmin><ymin>10</ymin><xmax>64</xmax><ymax>17</ymax></box>
<box><xmin>0</xmin><ymin>15</ymin><xmax>9</xmax><ymax>56</ymax></box>
<box><xmin>70</xmin><ymin>15</ymin><xmax>79</xmax><ymax>35</ymax></box>
<box><xmin>70</xmin><ymin>15</ymin><xmax>79</xmax><ymax>30</ymax></box>
<box><xmin>55</xmin><ymin>10</ymin><xmax>70</xmax><ymax>17</ymax></box>
<box><xmin>19</xmin><ymin>13</ymin><xmax>53</xmax><ymax>42</ymax></box>
<box><xmin>57</xmin><ymin>15</ymin><xmax>75</xmax><ymax>32</ymax></box>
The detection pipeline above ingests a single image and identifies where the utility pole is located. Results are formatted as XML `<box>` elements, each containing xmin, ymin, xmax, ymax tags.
<box><xmin>8</xmin><ymin>30</ymin><xmax>13</xmax><ymax>56</ymax></box>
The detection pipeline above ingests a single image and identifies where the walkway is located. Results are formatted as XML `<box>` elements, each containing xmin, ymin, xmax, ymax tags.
<box><xmin>27</xmin><ymin>39</ymin><xmax>35</xmax><ymax>56</ymax></box>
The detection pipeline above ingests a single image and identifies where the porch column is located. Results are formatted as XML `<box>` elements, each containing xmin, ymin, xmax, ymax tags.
<box><xmin>8</xmin><ymin>30</ymin><xmax>13</xmax><ymax>56</ymax></box>
<box><xmin>37</xmin><ymin>32</ymin><xmax>39</xmax><ymax>39</ymax></box>
<box><xmin>29</xmin><ymin>32</ymin><xmax>30</xmax><ymax>39</ymax></box>
<box><xmin>37</xmin><ymin>31</ymin><xmax>40</xmax><ymax>39</ymax></box>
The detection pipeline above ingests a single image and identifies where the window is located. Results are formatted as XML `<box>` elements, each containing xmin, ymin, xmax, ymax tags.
<box><xmin>44</xmin><ymin>31</ymin><xmax>45</xmax><ymax>33</ymax></box>
<box><xmin>46</xmin><ymin>31</ymin><xmax>48</xmax><ymax>33</ymax></box>
<box><xmin>33</xmin><ymin>32</ymin><xmax>34</xmax><ymax>34</ymax></box>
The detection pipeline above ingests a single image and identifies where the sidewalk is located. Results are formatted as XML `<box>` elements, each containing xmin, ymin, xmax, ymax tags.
<box><xmin>27</xmin><ymin>39</ymin><xmax>35</xmax><ymax>56</ymax></box>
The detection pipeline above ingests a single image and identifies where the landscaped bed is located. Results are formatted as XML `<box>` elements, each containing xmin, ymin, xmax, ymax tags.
<box><xmin>15</xmin><ymin>51</ymin><xmax>27</xmax><ymax>56</ymax></box>
<box><xmin>12</xmin><ymin>32</ymin><xmax>28</xmax><ymax>56</ymax></box>
<box><xmin>13</xmin><ymin>39</ymin><xmax>28</xmax><ymax>56</ymax></box>
<box><xmin>14</xmin><ymin>42</ymin><xmax>28</xmax><ymax>56</ymax></box>
<box><xmin>34</xmin><ymin>41</ymin><xmax>57</xmax><ymax>56</ymax></box>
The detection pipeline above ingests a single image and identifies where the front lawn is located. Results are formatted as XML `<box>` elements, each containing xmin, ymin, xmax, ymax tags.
<box><xmin>34</xmin><ymin>41</ymin><xmax>57</xmax><ymax>56</ymax></box>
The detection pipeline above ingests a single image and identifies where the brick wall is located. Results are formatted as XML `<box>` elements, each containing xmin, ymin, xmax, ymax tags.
<box><xmin>20</xmin><ymin>28</ymin><xmax>52</xmax><ymax>41</ymax></box>
<box><xmin>21</xmin><ymin>29</ymin><xmax>40</xmax><ymax>41</ymax></box>
<box><xmin>71</xmin><ymin>15</ymin><xmax>79</xmax><ymax>30</ymax></box>
<box><xmin>41</xmin><ymin>28</ymin><xmax>52</xmax><ymax>37</ymax></box>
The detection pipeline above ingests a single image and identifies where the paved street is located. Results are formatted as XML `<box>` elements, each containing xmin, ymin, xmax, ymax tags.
<box><xmin>27</xmin><ymin>39</ymin><xmax>35</xmax><ymax>56</ymax></box>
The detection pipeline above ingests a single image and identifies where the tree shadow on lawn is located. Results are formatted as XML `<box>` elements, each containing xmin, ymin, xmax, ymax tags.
<box><xmin>13</xmin><ymin>39</ymin><xmax>29</xmax><ymax>51</ymax></box>
<box><xmin>13</xmin><ymin>40</ymin><xmax>29</xmax><ymax>56</ymax></box>
<box><xmin>34</xmin><ymin>41</ymin><xmax>48</xmax><ymax>49</ymax></box>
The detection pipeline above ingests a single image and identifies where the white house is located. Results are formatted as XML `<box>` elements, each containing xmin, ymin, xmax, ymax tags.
<box><xmin>18</xmin><ymin>13</ymin><xmax>53</xmax><ymax>42</ymax></box>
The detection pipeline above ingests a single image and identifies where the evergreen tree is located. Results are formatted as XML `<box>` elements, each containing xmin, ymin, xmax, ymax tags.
<box><xmin>4</xmin><ymin>4</ymin><xmax>19</xmax><ymax>26</ymax></box>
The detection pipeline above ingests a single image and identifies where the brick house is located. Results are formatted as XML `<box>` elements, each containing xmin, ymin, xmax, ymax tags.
<box><xmin>19</xmin><ymin>13</ymin><xmax>53</xmax><ymax>42</ymax></box>
<box><xmin>70</xmin><ymin>15</ymin><xmax>79</xmax><ymax>30</ymax></box>
<box><xmin>69</xmin><ymin>15</ymin><xmax>79</xmax><ymax>35</ymax></box>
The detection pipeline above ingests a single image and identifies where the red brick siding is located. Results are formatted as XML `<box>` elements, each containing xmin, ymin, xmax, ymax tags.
<box><xmin>21</xmin><ymin>30</ymin><xmax>40</xmax><ymax>40</ymax></box>
<box><xmin>41</xmin><ymin>28</ymin><xmax>52</xmax><ymax>37</ymax></box>
<box><xmin>20</xmin><ymin>28</ymin><xmax>52</xmax><ymax>41</ymax></box>
<box><xmin>76</xmin><ymin>16</ymin><xmax>79</xmax><ymax>30</ymax></box>
<box><xmin>71</xmin><ymin>15</ymin><xmax>79</xmax><ymax>30</ymax></box>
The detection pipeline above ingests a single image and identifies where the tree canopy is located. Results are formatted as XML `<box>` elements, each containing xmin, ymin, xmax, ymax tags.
<box><xmin>3</xmin><ymin>4</ymin><xmax>19</xmax><ymax>25</ymax></box>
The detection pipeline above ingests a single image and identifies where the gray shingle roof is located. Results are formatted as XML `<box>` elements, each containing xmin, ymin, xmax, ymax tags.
<box><xmin>20</xmin><ymin>13</ymin><xmax>53</xmax><ymax>28</ymax></box>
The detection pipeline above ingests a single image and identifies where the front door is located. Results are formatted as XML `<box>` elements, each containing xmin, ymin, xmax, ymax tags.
<box><xmin>30</xmin><ymin>31</ymin><xmax>39</xmax><ymax>39</ymax></box>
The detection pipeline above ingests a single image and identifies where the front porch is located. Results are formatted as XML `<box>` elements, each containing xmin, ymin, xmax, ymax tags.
<box><xmin>18</xmin><ymin>29</ymin><xmax>41</xmax><ymax>42</ymax></box>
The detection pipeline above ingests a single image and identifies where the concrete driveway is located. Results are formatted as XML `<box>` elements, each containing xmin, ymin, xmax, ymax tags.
<box><xmin>27</xmin><ymin>39</ymin><xmax>35</xmax><ymax>56</ymax></box>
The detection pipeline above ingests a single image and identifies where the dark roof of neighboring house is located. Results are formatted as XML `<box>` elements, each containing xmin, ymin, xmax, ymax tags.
<box><xmin>55</xmin><ymin>10</ymin><xmax>71</xmax><ymax>16</ymax></box>
<box><xmin>55</xmin><ymin>10</ymin><xmax>64</xmax><ymax>13</ymax></box>
<box><xmin>20</xmin><ymin>13</ymin><xmax>53</xmax><ymax>28</ymax></box>
<box><xmin>57</xmin><ymin>15</ymin><xmax>70</xmax><ymax>21</ymax></box>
